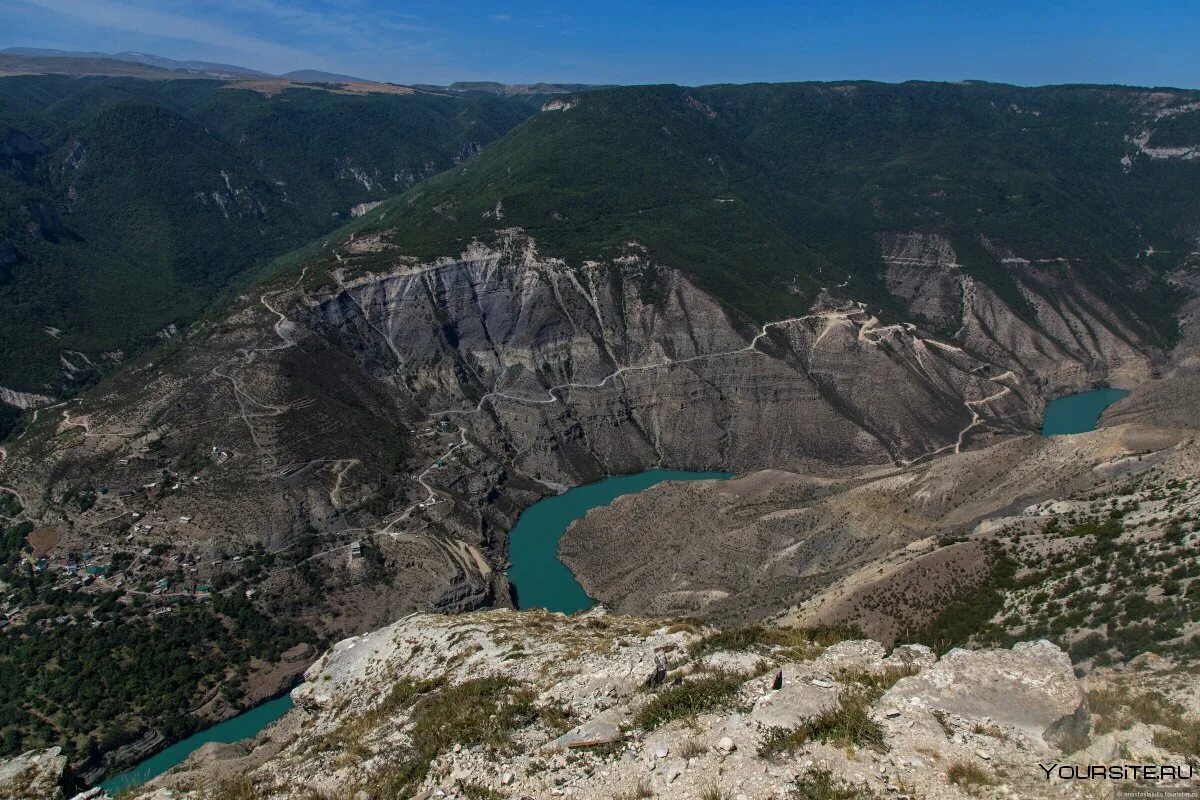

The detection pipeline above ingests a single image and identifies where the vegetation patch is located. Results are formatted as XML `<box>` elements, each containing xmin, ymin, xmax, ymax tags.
<box><xmin>316</xmin><ymin>677</ymin><xmax>444</xmax><ymax>756</ymax></box>
<box><xmin>758</xmin><ymin>661</ymin><xmax>915</xmax><ymax>759</ymax></box>
<box><xmin>614</xmin><ymin>782</ymin><xmax>653</xmax><ymax>800</ymax></box>
<box><xmin>760</xmin><ymin>686</ymin><xmax>887</xmax><ymax>757</ymax></box>
<box><xmin>1089</xmin><ymin>683</ymin><xmax>1199</xmax><ymax>759</ymax></box>
<box><xmin>201</xmin><ymin>775</ymin><xmax>259</xmax><ymax>800</ymax></box>
<box><xmin>791</xmin><ymin>768</ymin><xmax>876</xmax><ymax>799</ymax></box>
<box><xmin>365</xmin><ymin>677</ymin><xmax>537</xmax><ymax>798</ymax></box>
<box><xmin>903</xmin><ymin>543</ymin><xmax>1017</xmax><ymax>654</ymax></box>
<box><xmin>836</xmin><ymin>665</ymin><xmax>918</xmax><ymax>698</ymax></box>
<box><xmin>979</xmin><ymin>480</ymin><xmax>1200</xmax><ymax>665</ymax></box>
<box><xmin>1154</xmin><ymin>725</ymin><xmax>1200</xmax><ymax>761</ymax></box>
<box><xmin>459</xmin><ymin>784</ymin><xmax>503</xmax><ymax>800</ymax></box>
<box><xmin>0</xmin><ymin>581</ymin><xmax>312</xmax><ymax>768</ymax></box>
<box><xmin>688</xmin><ymin>624</ymin><xmax>861</xmax><ymax>659</ymax></box>
<box><xmin>633</xmin><ymin>671</ymin><xmax>745</xmax><ymax>730</ymax></box>
<box><xmin>947</xmin><ymin>760</ymin><xmax>995</xmax><ymax>791</ymax></box>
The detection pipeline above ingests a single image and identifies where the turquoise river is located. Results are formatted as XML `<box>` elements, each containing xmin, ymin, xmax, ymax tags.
<box><xmin>1040</xmin><ymin>388</ymin><xmax>1129</xmax><ymax>436</ymax></box>
<box><xmin>506</xmin><ymin>468</ymin><xmax>734</xmax><ymax>613</ymax></box>
<box><xmin>101</xmin><ymin>389</ymin><xmax>1126</xmax><ymax>790</ymax></box>
<box><xmin>100</xmin><ymin>695</ymin><xmax>294</xmax><ymax>794</ymax></box>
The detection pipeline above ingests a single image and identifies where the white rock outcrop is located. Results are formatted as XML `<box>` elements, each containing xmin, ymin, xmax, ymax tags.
<box><xmin>66</xmin><ymin>609</ymin><xmax>1197</xmax><ymax>800</ymax></box>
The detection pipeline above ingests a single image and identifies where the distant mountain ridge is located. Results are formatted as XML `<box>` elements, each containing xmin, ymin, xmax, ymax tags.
<box><xmin>1</xmin><ymin>47</ymin><xmax>271</xmax><ymax>79</ymax></box>
<box><xmin>282</xmin><ymin>69</ymin><xmax>370</xmax><ymax>84</ymax></box>
<box><xmin>0</xmin><ymin>48</ymin><xmax>594</xmax><ymax>92</ymax></box>
<box><xmin>445</xmin><ymin>80</ymin><xmax>613</xmax><ymax>95</ymax></box>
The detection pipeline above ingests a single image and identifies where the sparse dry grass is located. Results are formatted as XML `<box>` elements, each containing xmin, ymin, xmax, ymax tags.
<box><xmin>791</xmin><ymin>768</ymin><xmax>876</xmax><ymax>799</ymax></box>
<box><xmin>760</xmin><ymin>686</ymin><xmax>887</xmax><ymax>757</ymax></box>
<box><xmin>689</xmin><ymin>624</ymin><xmax>861</xmax><ymax>660</ymax></box>
<box><xmin>970</xmin><ymin>722</ymin><xmax>1009</xmax><ymax>740</ymax></box>
<box><xmin>947</xmin><ymin>760</ymin><xmax>995</xmax><ymax>791</ymax></box>
<box><xmin>759</xmin><ymin>664</ymin><xmax>915</xmax><ymax>758</ymax></box>
<box><xmin>459</xmin><ymin>784</ymin><xmax>503</xmax><ymax>800</ymax></box>
<box><xmin>633</xmin><ymin>671</ymin><xmax>746</xmax><ymax>730</ymax></box>
<box><xmin>312</xmin><ymin>676</ymin><xmax>443</xmax><ymax>756</ymax></box>
<box><xmin>1154</xmin><ymin>724</ymin><xmax>1200</xmax><ymax>759</ymax></box>
<box><xmin>614</xmin><ymin>781</ymin><xmax>653</xmax><ymax>799</ymax></box>
<box><xmin>203</xmin><ymin>775</ymin><xmax>261</xmax><ymax>800</ymax></box>
<box><xmin>836</xmin><ymin>664</ymin><xmax>919</xmax><ymax>701</ymax></box>
<box><xmin>1088</xmin><ymin>682</ymin><xmax>1198</xmax><ymax>758</ymax></box>
<box><xmin>361</xmin><ymin>677</ymin><xmax>538</xmax><ymax>799</ymax></box>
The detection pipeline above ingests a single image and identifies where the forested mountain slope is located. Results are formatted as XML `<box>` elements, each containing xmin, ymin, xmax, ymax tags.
<box><xmin>352</xmin><ymin>81</ymin><xmax>1199</xmax><ymax>332</ymax></box>
<box><xmin>0</xmin><ymin>75</ymin><xmax>534</xmax><ymax>403</ymax></box>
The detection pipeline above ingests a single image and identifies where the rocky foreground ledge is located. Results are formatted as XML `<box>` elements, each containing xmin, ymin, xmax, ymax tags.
<box><xmin>5</xmin><ymin>609</ymin><xmax>1198</xmax><ymax>800</ymax></box>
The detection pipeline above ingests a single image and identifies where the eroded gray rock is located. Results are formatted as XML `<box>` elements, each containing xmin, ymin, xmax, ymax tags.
<box><xmin>751</xmin><ymin>679</ymin><xmax>838</xmax><ymax>729</ymax></box>
<box><xmin>0</xmin><ymin>747</ymin><xmax>66</xmax><ymax>800</ymax></box>
<box><xmin>881</xmin><ymin>640</ymin><xmax>1086</xmax><ymax>750</ymax></box>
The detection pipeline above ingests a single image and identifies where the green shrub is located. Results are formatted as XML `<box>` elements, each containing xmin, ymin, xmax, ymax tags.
<box><xmin>367</xmin><ymin>677</ymin><xmax>536</xmax><ymax>797</ymax></box>
<box><xmin>760</xmin><ymin>687</ymin><xmax>886</xmax><ymax>756</ymax></box>
<box><xmin>689</xmin><ymin>625</ymin><xmax>861</xmax><ymax>658</ymax></box>
<box><xmin>459</xmin><ymin>784</ymin><xmax>503</xmax><ymax>800</ymax></box>
<box><xmin>633</xmin><ymin>672</ymin><xmax>744</xmax><ymax>730</ymax></box>
<box><xmin>791</xmin><ymin>768</ymin><xmax>875</xmax><ymax>799</ymax></box>
<box><xmin>947</xmin><ymin>760</ymin><xmax>995</xmax><ymax>789</ymax></box>
<box><xmin>1154</xmin><ymin>723</ymin><xmax>1200</xmax><ymax>760</ymax></box>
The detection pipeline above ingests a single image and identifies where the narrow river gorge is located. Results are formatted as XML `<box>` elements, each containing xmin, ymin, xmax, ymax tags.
<box><xmin>97</xmin><ymin>388</ymin><xmax>1130</xmax><ymax>791</ymax></box>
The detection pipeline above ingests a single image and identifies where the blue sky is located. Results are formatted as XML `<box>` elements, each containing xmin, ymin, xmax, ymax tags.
<box><xmin>3</xmin><ymin>0</ymin><xmax>1199</xmax><ymax>88</ymax></box>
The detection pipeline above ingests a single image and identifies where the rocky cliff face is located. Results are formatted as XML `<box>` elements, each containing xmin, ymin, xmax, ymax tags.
<box><xmin>64</xmin><ymin>609</ymin><xmax>1194</xmax><ymax>800</ymax></box>
<box><xmin>3</xmin><ymin>228</ymin><xmax>1164</xmax><ymax>536</ymax></box>
<box><xmin>881</xmin><ymin>232</ymin><xmax>1157</xmax><ymax>394</ymax></box>
<box><xmin>0</xmin><ymin>747</ymin><xmax>69</xmax><ymax>799</ymax></box>
<box><xmin>553</xmin><ymin>253</ymin><xmax>1200</xmax><ymax>638</ymax></box>
<box><xmin>0</xmin><ymin>231</ymin><xmax>1171</xmax><ymax>632</ymax></box>
<box><xmin>303</xmin><ymin>230</ymin><xmax>1159</xmax><ymax>483</ymax></box>
<box><xmin>0</xmin><ymin>231</ymin><xmax>1179</xmax><ymax>778</ymax></box>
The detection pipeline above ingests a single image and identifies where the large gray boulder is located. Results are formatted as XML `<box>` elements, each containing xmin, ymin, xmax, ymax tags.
<box><xmin>881</xmin><ymin>640</ymin><xmax>1087</xmax><ymax>750</ymax></box>
<box><xmin>0</xmin><ymin>747</ymin><xmax>67</xmax><ymax>800</ymax></box>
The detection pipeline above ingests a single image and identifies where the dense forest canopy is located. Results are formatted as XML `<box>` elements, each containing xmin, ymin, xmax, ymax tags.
<box><xmin>0</xmin><ymin>75</ymin><xmax>536</xmax><ymax>394</ymax></box>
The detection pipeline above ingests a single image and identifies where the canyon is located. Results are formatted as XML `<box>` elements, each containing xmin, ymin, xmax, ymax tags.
<box><xmin>0</xmin><ymin>80</ymin><xmax>1198</xmax><ymax>793</ymax></box>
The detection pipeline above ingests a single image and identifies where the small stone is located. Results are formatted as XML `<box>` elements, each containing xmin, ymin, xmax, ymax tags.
<box><xmin>501</xmin><ymin>771</ymin><xmax>514</xmax><ymax>786</ymax></box>
<box><xmin>646</xmin><ymin>651</ymin><xmax>668</xmax><ymax>686</ymax></box>
<box><xmin>716</xmin><ymin>736</ymin><xmax>737</xmax><ymax>754</ymax></box>
<box><xmin>883</xmin><ymin>708</ymin><xmax>901</xmax><ymax>718</ymax></box>
<box><xmin>452</xmin><ymin>743</ymin><xmax>462</xmax><ymax>753</ymax></box>
<box><xmin>653</xmin><ymin>743</ymin><xmax>669</xmax><ymax>759</ymax></box>
<box><xmin>975</xmin><ymin>749</ymin><xmax>991</xmax><ymax>760</ymax></box>
<box><xmin>811</xmin><ymin>679</ymin><xmax>835</xmax><ymax>689</ymax></box>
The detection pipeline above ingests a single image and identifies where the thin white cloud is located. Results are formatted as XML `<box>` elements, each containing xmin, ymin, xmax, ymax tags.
<box><xmin>489</xmin><ymin>13</ymin><xmax>511</xmax><ymax>21</ymax></box>
<box><xmin>14</xmin><ymin>0</ymin><xmax>324</xmax><ymax>68</ymax></box>
<box><xmin>212</xmin><ymin>0</ymin><xmax>429</xmax><ymax>35</ymax></box>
